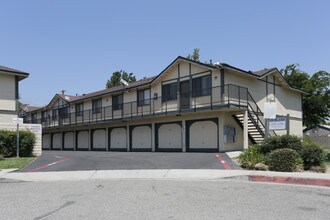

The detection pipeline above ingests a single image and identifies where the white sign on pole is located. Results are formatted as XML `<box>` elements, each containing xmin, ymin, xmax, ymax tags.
<box><xmin>264</xmin><ymin>102</ymin><xmax>276</xmax><ymax>119</ymax></box>
<box><xmin>269</xmin><ymin>117</ymin><xmax>286</xmax><ymax>130</ymax></box>
<box><xmin>12</xmin><ymin>118</ymin><xmax>23</xmax><ymax>125</ymax></box>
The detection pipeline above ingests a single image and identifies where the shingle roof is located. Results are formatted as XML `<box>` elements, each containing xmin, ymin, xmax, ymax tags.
<box><xmin>252</xmin><ymin>68</ymin><xmax>277</xmax><ymax>76</ymax></box>
<box><xmin>71</xmin><ymin>76</ymin><xmax>156</xmax><ymax>102</ymax></box>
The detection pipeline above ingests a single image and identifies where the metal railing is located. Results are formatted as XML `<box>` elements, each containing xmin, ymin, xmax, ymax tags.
<box><xmin>24</xmin><ymin>84</ymin><xmax>250</xmax><ymax>128</ymax></box>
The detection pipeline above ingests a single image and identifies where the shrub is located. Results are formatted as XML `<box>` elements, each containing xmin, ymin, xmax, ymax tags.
<box><xmin>266</xmin><ymin>148</ymin><xmax>301</xmax><ymax>172</ymax></box>
<box><xmin>0</xmin><ymin>129</ymin><xmax>36</xmax><ymax>157</ymax></box>
<box><xmin>300</xmin><ymin>141</ymin><xmax>326</xmax><ymax>169</ymax></box>
<box><xmin>238</xmin><ymin>145</ymin><xmax>265</xmax><ymax>169</ymax></box>
<box><xmin>258</xmin><ymin>135</ymin><xmax>302</xmax><ymax>155</ymax></box>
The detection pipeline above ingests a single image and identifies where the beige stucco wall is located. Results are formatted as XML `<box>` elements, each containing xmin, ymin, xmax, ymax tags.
<box><xmin>0</xmin><ymin>123</ymin><xmax>42</xmax><ymax>156</ymax></box>
<box><xmin>0</xmin><ymin>74</ymin><xmax>16</xmax><ymax>112</ymax></box>
<box><xmin>222</xmin><ymin>113</ymin><xmax>244</xmax><ymax>151</ymax></box>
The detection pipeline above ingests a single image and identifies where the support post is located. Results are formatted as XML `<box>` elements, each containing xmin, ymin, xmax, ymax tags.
<box><xmin>286</xmin><ymin>114</ymin><xmax>290</xmax><ymax>135</ymax></box>
<box><xmin>182</xmin><ymin>120</ymin><xmax>186</xmax><ymax>152</ymax></box>
<box><xmin>243</xmin><ymin>110</ymin><xmax>249</xmax><ymax>149</ymax></box>
<box><xmin>151</xmin><ymin>123</ymin><xmax>155</xmax><ymax>152</ymax></box>
<box><xmin>16</xmin><ymin>123</ymin><xmax>20</xmax><ymax>158</ymax></box>
<box><xmin>126</xmin><ymin>125</ymin><xmax>130</xmax><ymax>152</ymax></box>
<box><xmin>265</xmin><ymin>119</ymin><xmax>269</xmax><ymax>140</ymax></box>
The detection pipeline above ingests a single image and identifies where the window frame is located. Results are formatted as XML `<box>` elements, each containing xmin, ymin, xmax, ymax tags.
<box><xmin>162</xmin><ymin>82</ymin><xmax>178</xmax><ymax>102</ymax></box>
<box><xmin>92</xmin><ymin>99</ymin><xmax>102</xmax><ymax>114</ymax></box>
<box><xmin>192</xmin><ymin>75</ymin><xmax>211</xmax><ymax>97</ymax></box>
<box><xmin>59</xmin><ymin>106</ymin><xmax>69</xmax><ymax>118</ymax></box>
<box><xmin>112</xmin><ymin>94</ymin><xmax>123</xmax><ymax>111</ymax></box>
<box><xmin>75</xmin><ymin>103</ymin><xmax>84</xmax><ymax>117</ymax></box>
<box><xmin>137</xmin><ymin>89</ymin><xmax>151</xmax><ymax>106</ymax></box>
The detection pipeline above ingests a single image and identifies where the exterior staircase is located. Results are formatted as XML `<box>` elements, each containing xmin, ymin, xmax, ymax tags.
<box><xmin>232</xmin><ymin>92</ymin><xmax>275</xmax><ymax>144</ymax></box>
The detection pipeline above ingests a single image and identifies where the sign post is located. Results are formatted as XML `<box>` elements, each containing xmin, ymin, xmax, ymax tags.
<box><xmin>12</xmin><ymin>117</ymin><xmax>23</xmax><ymax>158</ymax></box>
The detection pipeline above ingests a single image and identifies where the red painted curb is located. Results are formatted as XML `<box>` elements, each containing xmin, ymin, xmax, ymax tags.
<box><xmin>248</xmin><ymin>175</ymin><xmax>330</xmax><ymax>187</ymax></box>
<box><xmin>25</xmin><ymin>157</ymin><xmax>69</xmax><ymax>172</ymax></box>
<box><xmin>215</xmin><ymin>153</ymin><xmax>232</xmax><ymax>170</ymax></box>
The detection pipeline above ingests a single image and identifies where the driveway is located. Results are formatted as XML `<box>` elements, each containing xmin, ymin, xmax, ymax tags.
<box><xmin>20</xmin><ymin>150</ymin><xmax>240</xmax><ymax>172</ymax></box>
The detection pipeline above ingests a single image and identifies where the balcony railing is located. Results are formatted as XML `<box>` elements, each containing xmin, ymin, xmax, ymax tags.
<box><xmin>24</xmin><ymin>84</ymin><xmax>250</xmax><ymax>128</ymax></box>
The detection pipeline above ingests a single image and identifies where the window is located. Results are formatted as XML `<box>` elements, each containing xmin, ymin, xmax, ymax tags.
<box><xmin>112</xmin><ymin>94</ymin><xmax>123</xmax><ymax>110</ymax></box>
<box><xmin>52</xmin><ymin>109</ymin><xmax>58</xmax><ymax>120</ymax></box>
<box><xmin>92</xmin><ymin>99</ymin><xmax>102</xmax><ymax>114</ymax></box>
<box><xmin>59</xmin><ymin>106</ymin><xmax>69</xmax><ymax>118</ymax></box>
<box><xmin>162</xmin><ymin>83</ymin><xmax>177</xmax><ymax>102</ymax></box>
<box><xmin>192</xmin><ymin>75</ymin><xmax>211</xmax><ymax>97</ymax></box>
<box><xmin>76</xmin><ymin>103</ymin><xmax>83</xmax><ymax>116</ymax></box>
<box><xmin>138</xmin><ymin>89</ymin><xmax>150</xmax><ymax>106</ymax></box>
<box><xmin>31</xmin><ymin>113</ymin><xmax>37</xmax><ymax>123</ymax></box>
<box><xmin>41</xmin><ymin>111</ymin><xmax>47</xmax><ymax>122</ymax></box>
<box><xmin>224</xmin><ymin>126</ymin><xmax>236</xmax><ymax>143</ymax></box>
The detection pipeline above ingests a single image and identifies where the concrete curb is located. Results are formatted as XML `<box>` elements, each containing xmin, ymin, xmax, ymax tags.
<box><xmin>1</xmin><ymin>169</ymin><xmax>329</xmax><ymax>187</ymax></box>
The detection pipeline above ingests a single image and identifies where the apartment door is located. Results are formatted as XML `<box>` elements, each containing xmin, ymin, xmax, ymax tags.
<box><xmin>180</xmin><ymin>81</ymin><xmax>190</xmax><ymax>110</ymax></box>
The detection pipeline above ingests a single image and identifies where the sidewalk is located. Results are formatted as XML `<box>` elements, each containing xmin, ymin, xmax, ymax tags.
<box><xmin>1</xmin><ymin>169</ymin><xmax>330</xmax><ymax>187</ymax></box>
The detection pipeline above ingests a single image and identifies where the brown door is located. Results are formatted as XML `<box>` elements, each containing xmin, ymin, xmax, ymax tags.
<box><xmin>180</xmin><ymin>81</ymin><xmax>190</xmax><ymax>110</ymax></box>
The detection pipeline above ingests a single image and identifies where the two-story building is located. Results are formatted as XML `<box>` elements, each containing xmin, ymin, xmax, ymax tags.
<box><xmin>24</xmin><ymin>56</ymin><xmax>306</xmax><ymax>152</ymax></box>
<box><xmin>0</xmin><ymin>65</ymin><xmax>29</xmax><ymax>123</ymax></box>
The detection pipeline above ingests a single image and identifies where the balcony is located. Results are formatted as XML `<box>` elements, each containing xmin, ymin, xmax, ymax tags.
<box><xmin>25</xmin><ymin>84</ymin><xmax>251</xmax><ymax>129</ymax></box>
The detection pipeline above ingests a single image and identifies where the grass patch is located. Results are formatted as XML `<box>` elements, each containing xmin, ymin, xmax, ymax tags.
<box><xmin>0</xmin><ymin>157</ymin><xmax>35</xmax><ymax>169</ymax></box>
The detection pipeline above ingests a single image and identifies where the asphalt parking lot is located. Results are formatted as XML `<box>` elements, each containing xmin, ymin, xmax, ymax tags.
<box><xmin>20</xmin><ymin>150</ymin><xmax>241</xmax><ymax>172</ymax></box>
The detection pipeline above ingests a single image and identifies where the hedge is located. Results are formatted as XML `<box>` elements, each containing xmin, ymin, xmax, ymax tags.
<box><xmin>0</xmin><ymin>129</ymin><xmax>36</xmax><ymax>157</ymax></box>
<box><xmin>266</xmin><ymin>148</ymin><xmax>301</xmax><ymax>172</ymax></box>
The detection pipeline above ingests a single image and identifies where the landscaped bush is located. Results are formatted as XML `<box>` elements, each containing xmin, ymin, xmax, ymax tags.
<box><xmin>238</xmin><ymin>145</ymin><xmax>265</xmax><ymax>169</ymax></box>
<box><xmin>258</xmin><ymin>135</ymin><xmax>302</xmax><ymax>155</ymax></box>
<box><xmin>300</xmin><ymin>141</ymin><xmax>326</xmax><ymax>170</ymax></box>
<box><xmin>0</xmin><ymin>129</ymin><xmax>36</xmax><ymax>157</ymax></box>
<box><xmin>266</xmin><ymin>148</ymin><xmax>301</xmax><ymax>172</ymax></box>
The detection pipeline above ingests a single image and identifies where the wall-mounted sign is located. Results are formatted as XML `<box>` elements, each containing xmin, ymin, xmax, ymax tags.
<box><xmin>269</xmin><ymin>117</ymin><xmax>286</xmax><ymax>130</ymax></box>
<box><xmin>264</xmin><ymin>102</ymin><xmax>277</xmax><ymax>119</ymax></box>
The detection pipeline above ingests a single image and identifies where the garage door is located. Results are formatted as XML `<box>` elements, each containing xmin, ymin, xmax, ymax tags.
<box><xmin>63</xmin><ymin>132</ymin><xmax>74</xmax><ymax>150</ymax></box>
<box><xmin>52</xmin><ymin>133</ymin><xmax>62</xmax><ymax>150</ymax></box>
<box><xmin>187</xmin><ymin>119</ymin><xmax>218</xmax><ymax>152</ymax></box>
<box><xmin>109</xmin><ymin>127</ymin><xmax>127</xmax><ymax>151</ymax></box>
<box><xmin>92</xmin><ymin>129</ymin><xmax>106</xmax><ymax>150</ymax></box>
<box><xmin>130</xmin><ymin>125</ymin><xmax>152</xmax><ymax>151</ymax></box>
<box><xmin>42</xmin><ymin>134</ymin><xmax>51</xmax><ymax>150</ymax></box>
<box><xmin>77</xmin><ymin>130</ymin><xmax>89</xmax><ymax>150</ymax></box>
<box><xmin>156</xmin><ymin>123</ymin><xmax>182</xmax><ymax>151</ymax></box>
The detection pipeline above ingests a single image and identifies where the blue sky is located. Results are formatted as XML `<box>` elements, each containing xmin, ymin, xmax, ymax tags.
<box><xmin>1</xmin><ymin>0</ymin><xmax>329</xmax><ymax>106</ymax></box>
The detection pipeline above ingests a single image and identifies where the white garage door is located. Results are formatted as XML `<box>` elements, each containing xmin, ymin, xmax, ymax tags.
<box><xmin>110</xmin><ymin>128</ymin><xmax>127</xmax><ymax>150</ymax></box>
<box><xmin>42</xmin><ymin>134</ymin><xmax>51</xmax><ymax>150</ymax></box>
<box><xmin>52</xmin><ymin>133</ymin><xmax>62</xmax><ymax>149</ymax></box>
<box><xmin>189</xmin><ymin>120</ymin><xmax>217</xmax><ymax>150</ymax></box>
<box><xmin>93</xmin><ymin>129</ymin><xmax>106</xmax><ymax>150</ymax></box>
<box><xmin>131</xmin><ymin>126</ymin><xmax>152</xmax><ymax>150</ymax></box>
<box><xmin>158</xmin><ymin>123</ymin><xmax>182</xmax><ymax>150</ymax></box>
<box><xmin>63</xmin><ymin>132</ymin><xmax>74</xmax><ymax>149</ymax></box>
<box><xmin>77</xmin><ymin>130</ymin><xmax>89</xmax><ymax>150</ymax></box>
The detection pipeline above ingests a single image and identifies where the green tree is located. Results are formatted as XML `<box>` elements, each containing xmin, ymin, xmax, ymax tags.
<box><xmin>106</xmin><ymin>70</ymin><xmax>136</xmax><ymax>88</ymax></box>
<box><xmin>187</xmin><ymin>48</ymin><xmax>200</xmax><ymax>61</ymax></box>
<box><xmin>280</xmin><ymin>65</ymin><xmax>330</xmax><ymax>127</ymax></box>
